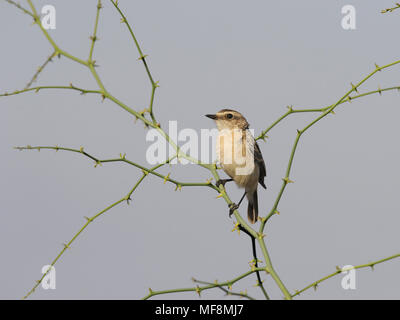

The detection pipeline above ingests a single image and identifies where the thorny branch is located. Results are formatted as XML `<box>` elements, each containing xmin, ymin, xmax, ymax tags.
<box><xmin>1</xmin><ymin>0</ymin><xmax>399</xmax><ymax>299</ymax></box>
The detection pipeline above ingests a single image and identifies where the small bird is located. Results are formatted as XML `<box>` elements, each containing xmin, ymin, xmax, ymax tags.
<box><xmin>206</xmin><ymin>109</ymin><xmax>266</xmax><ymax>224</ymax></box>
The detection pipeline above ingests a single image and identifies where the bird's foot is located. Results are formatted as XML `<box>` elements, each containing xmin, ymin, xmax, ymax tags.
<box><xmin>229</xmin><ymin>203</ymin><xmax>239</xmax><ymax>217</ymax></box>
<box><xmin>216</xmin><ymin>179</ymin><xmax>233</xmax><ymax>188</ymax></box>
<box><xmin>216</xmin><ymin>179</ymin><xmax>225</xmax><ymax>188</ymax></box>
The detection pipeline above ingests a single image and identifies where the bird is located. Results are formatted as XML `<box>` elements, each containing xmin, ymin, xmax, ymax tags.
<box><xmin>206</xmin><ymin>109</ymin><xmax>266</xmax><ymax>224</ymax></box>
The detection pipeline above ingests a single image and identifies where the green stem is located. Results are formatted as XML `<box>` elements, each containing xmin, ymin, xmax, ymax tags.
<box><xmin>88</xmin><ymin>0</ymin><xmax>102</xmax><ymax>62</ymax></box>
<box><xmin>292</xmin><ymin>253</ymin><xmax>400</xmax><ymax>297</ymax></box>
<box><xmin>260</xmin><ymin>60</ymin><xmax>400</xmax><ymax>231</ymax></box>
<box><xmin>258</xmin><ymin>238</ymin><xmax>292</xmax><ymax>300</ymax></box>
<box><xmin>143</xmin><ymin>267</ymin><xmax>265</xmax><ymax>300</ymax></box>
<box><xmin>0</xmin><ymin>85</ymin><xmax>102</xmax><ymax>97</ymax></box>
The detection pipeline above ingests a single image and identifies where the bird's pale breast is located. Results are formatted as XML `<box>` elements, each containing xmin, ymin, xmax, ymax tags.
<box><xmin>216</xmin><ymin>128</ymin><xmax>258</xmax><ymax>189</ymax></box>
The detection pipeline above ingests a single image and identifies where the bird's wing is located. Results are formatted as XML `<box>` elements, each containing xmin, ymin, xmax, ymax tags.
<box><xmin>254</xmin><ymin>141</ymin><xmax>267</xmax><ymax>189</ymax></box>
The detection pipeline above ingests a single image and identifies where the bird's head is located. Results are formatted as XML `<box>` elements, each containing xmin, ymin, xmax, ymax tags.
<box><xmin>205</xmin><ymin>109</ymin><xmax>249</xmax><ymax>131</ymax></box>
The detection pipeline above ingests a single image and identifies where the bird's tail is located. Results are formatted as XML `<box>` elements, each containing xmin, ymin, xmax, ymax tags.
<box><xmin>247</xmin><ymin>190</ymin><xmax>258</xmax><ymax>224</ymax></box>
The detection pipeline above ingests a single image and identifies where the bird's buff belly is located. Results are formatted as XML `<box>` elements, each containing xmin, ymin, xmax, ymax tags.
<box><xmin>221</xmin><ymin>162</ymin><xmax>258</xmax><ymax>188</ymax></box>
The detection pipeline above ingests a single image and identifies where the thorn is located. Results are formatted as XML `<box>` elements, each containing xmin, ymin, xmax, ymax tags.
<box><xmin>253</xmin><ymin>279</ymin><xmax>264</xmax><ymax>287</ymax></box>
<box><xmin>62</xmin><ymin>243</ymin><xmax>70</xmax><ymax>249</ymax></box>
<box><xmin>148</xmin><ymin>288</ymin><xmax>153</xmax><ymax>294</ymax></box>
<box><xmin>138</xmin><ymin>54</ymin><xmax>148</xmax><ymax>61</ymax></box>
<box><xmin>282</xmin><ymin>177</ymin><xmax>294</xmax><ymax>184</ymax></box>
<box><xmin>139</xmin><ymin>108</ymin><xmax>149</xmax><ymax>115</ymax></box>
<box><xmin>378</xmin><ymin>86</ymin><xmax>382</xmax><ymax>95</ymax></box>
<box><xmin>258</xmin><ymin>216</ymin><xmax>267</xmax><ymax>223</ymax></box>
<box><xmin>119</xmin><ymin>153</ymin><xmax>126</xmax><ymax>160</ymax></box>
<box><xmin>174</xmin><ymin>184</ymin><xmax>182</xmax><ymax>191</ymax></box>
<box><xmin>313</xmin><ymin>283</ymin><xmax>318</xmax><ymax>291</ymax></box>
<box><xmin>370</xmin><ymin>264</ymin><xmax>375</xmax><ymax>271</ymax></box>
<box><xmin>163</xmin><ymin>173</ymin><xmax>171</xmax><ymax>184</ymax></box>
<box><xmin>258</xmin><ymin>233</ymin><xmax>266</xmax><ymax>239</ymax></box>
<box><xmin>335</xmin><ymin>265</ymin><xmax>342</xmax><ymax>272</ymax></box>
<box><xmin>142</xmin><ymin>169</ymin><xmax>149</xmax><ymax>176</ymax></box>
<box><xmin>274</xmin><ymin>210</ymin><xmax>280</xmax><ymax>215</ymax></box>
<box><xmin>374</xmin><ymin>63</ymin><xmax>382</xmax><ymax>71</ymax></box>
<box><xmin>287</xmin><ymin>105</ymin><xmax>294</xmax><ymax>112</ymax></box>
<box><xmin>80</xmin><ymin>146</ymin><xmax>84</xmax><ymax>153</ymax></box>
<box><xmin>231</xmin><ymin>222</ymin><xmax>240</xmax><ymax>234</ymax></box>
<box><xmin>351</xmin><ymin>82</ymin><xmax>358</xmax><ymax>93</ymax></box>
<box><xmin>195</xmin><ymin>285</ymin><xmax>201</xmax><ymax>297</ymax></box>
<box><xmin>84</xmin><ymin>216</ymin><xmax>93</xmax><ymax>222</ymax></box>
<box><xmin>216</xmin><ymin>193</ymin><xmax>223</xmax><ymax>199</ymax></box>
<box><xmin>94</xmin><ymin>160</ymin><xmax>102</xmax><ymax>168</ymax></box>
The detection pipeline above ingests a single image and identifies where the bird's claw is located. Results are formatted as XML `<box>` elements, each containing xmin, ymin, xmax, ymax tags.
<box><xmin>229</xmin><ymin>203</ymin><xmax>239</xmax><ymax>217</ymax></box>
<box><xmin>216</xmin><ymin>179</ymin><xmax>225</xmax><ymax>188</ymax></box>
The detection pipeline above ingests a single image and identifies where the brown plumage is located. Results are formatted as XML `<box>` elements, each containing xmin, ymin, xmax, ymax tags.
<box><xmin>206</xmin><ymin>109</ymin><xmax>266</xmax><ymax>223</ymax></box>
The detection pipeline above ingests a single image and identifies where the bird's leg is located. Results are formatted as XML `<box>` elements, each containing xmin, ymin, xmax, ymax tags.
<box><xmin>216</xmin><ymin>178</ymin><xmax>233</xmax><ymax>188</ymax></box>
<box><xmin>229</xmin><ymin>191</ymin><xmax>246</xmax><ymax>217</ymax></box>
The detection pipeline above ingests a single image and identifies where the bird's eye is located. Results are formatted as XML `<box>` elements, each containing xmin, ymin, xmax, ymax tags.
<box><xmin>226</xmin><ymin>113</ymin><xmax>233</xmax><ymax>119</ymax></box>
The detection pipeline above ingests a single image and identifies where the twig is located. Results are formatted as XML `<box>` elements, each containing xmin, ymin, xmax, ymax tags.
<box><xmin>193</xmin><ymin>279</ymin><xmax>255</xmax><ymax>300</ymax></box>
<box><xmin>14</xmin><ymin>145</ymin><xmax>217</xmax><ymax>191</ymax></box>
<box><xmin>0</xmin><ymin>85</ymin><xmax>103</xmax><ymax>97</ymax></box>
<box><xmin>109</xmin><ymin>0</ymin><xmax>159</xmax><ymax>124</ymax></box>
<box><xmin>237</xmin><ymin>225</ymin><xmax>270</xmax><ymax>300</ymax></box>
<box><xmin>292</xmin><ymin>253</ymin><xmax>400</xmax><ymax>297</ymax></box>
<box><xmin>23</xmin><ymin>157</ymin><xmax>173</xmax><ymax>299</ymax></box>
<box><xmin>259</xmin><ymin>63</ymin><xmax>400</xmax><ymax>230</ymax></box>
<box><xmin>25</xmin><ymin>51</ymin><xmax>57</xmax><ymax>89</ymax></box>
<box><xmin>88</xmin><ymin>1</ymin><xmax>102</xmax><ymax>62</ymax></box>
<box><xmin>256</xmin><ymin>86</ymin><xmax>400</xmax><ymax>141</ymax></box>
<box><xmin>4</xmin><ymin>0</ymin><xmax>34</xmax><ymax>17</ymax></box>
<box><xmin>142</xmin><ymin>268</ymin><xmax>265</xmax><ymax>300</ymax></box>
<box><xmin>381</xmin><ymin>3</ymin><xmax>400</xmax><ymax>14</ymax></box>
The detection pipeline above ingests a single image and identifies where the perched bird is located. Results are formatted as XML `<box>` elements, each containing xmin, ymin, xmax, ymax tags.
<box><xmin>206</xmin><ymin>109</ymin><xmax>266</xmax><ymax>223</ymax></box>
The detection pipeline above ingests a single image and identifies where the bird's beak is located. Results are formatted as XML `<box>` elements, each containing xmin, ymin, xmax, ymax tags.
<box><xmin>205</xmin><ymin>114</ymin><xmax>217</xmax><ymax>120</ymax></box>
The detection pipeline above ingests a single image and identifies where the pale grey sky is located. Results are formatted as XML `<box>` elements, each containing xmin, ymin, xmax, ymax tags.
<box><xmin>0</xmin><ymin>0</ymin><xmax>399</xmax><ymax>299</ymax></box>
